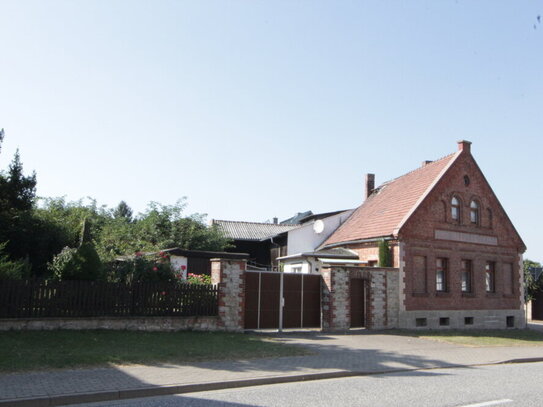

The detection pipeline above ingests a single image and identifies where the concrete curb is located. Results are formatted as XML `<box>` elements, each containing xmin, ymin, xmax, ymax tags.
<box><xmin>2</xmin><ymin>358</ymin><xmax>543</xmax><ymax>407</ymax></box>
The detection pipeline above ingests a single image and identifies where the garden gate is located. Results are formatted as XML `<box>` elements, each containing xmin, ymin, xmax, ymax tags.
<box><xmin>244</xmin><ymin>271</ymin><xmax>321</xmax><ymax>330</ymax></box>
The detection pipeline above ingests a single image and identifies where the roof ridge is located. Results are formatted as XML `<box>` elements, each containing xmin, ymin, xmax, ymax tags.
<box><xmin>376</xmin><ymin>152</ymin><xmax>456</xmax><ymax>189</ymax></box>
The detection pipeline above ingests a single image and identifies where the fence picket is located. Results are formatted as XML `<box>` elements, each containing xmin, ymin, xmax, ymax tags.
<box><xmin>0</xmin><ymin>279</ymin><xmax>218</xmax><ymax>318</ymax></box>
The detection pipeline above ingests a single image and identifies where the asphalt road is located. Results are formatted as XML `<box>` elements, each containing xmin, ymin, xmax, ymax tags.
<box><xmin>70</xmin><ymin>361</ymin><xmax>543</xmax><ymax>407</ymax></box>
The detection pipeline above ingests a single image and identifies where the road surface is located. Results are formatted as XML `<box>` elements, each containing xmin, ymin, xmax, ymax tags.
<box><xmin>69</xmin><ymin>361</ymin><xmax>543</xmax><ymax>407</ymax></box>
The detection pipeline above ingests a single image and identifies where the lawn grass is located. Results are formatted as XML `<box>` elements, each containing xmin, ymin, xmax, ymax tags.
<box><xmin>0</xmin><ymin>330</ymin><xmax>309</xmax><ymax>372</ymax></box>
<box><xmin>388</xmin><ymin>329</ymin><xmax>543</xmax><ymax>347</ymax></box>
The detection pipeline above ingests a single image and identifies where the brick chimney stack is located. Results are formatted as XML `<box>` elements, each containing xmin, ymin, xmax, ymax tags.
<box><xmin>457</xmin><ymin>140</ymin><xmax>472</xmax><ymax>153</ymax></box>
<box><xmin>365</xmin><ymin>174</ymin><xmax>375</xmax><ymax>200</ymax></box>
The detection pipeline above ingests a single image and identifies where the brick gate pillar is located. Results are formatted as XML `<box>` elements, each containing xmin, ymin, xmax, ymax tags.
<box><xmin>210</xmin><ymin>259</ymin><xmax>247</xmax><ymax>332</ymax></box>
<box><xmin>321</xmin><ymin>266</ymin><xmax>350</xmax><ymax>331</ymax></box>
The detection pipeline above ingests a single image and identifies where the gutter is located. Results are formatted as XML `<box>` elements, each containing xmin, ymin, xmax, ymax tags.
<box><xmin>320</xmin><ymin>235</ymin><xmax>395</xmax><ymax>250</ymax></box>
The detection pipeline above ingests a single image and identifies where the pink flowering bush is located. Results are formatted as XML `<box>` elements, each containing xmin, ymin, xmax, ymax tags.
<box><xmin>129</xmin><ymin>251</ymin><xmax>176</xmax><ymax>282</ymax></box>
<box><xmin>186</xmin><ymin>272</ymin><xmax>212</xmax><ymax>285</ymax></box>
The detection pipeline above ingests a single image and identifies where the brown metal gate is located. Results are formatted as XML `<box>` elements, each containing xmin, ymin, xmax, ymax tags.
<box><xmin>350</xmin><ymin>278</ymin><xmax>366</xmax><ymax>328</ymax></box>
<box><xmin>244</xmin><ymin>271</ymin><xmax>321</xmax><ymax>330</ymax></box>
<box><xmin>532</xmin><ymin>290</ymin><xmax>543</xmax><ymax>321</ymax></box>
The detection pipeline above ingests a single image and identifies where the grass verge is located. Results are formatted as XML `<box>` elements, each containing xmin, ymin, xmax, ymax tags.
<box><xmin>387</xmin><ymin>329</ymin><xmax>543</xmax><ymax>347</ymax></box>
<box><xmin>0</xmin><ymin>330</ymin><xmax>309</xmax><ymax>372</ymax></box>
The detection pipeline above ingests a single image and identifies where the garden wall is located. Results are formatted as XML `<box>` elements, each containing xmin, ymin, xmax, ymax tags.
<box><xmin>0</xmin><ymin>258</ymin><xmax>248</xmax><ymax>332</ymax></box>
<box><xmin>0</xmin><ymin>316</ymin><xmax>219</xmax><ymax>331</ymax></box>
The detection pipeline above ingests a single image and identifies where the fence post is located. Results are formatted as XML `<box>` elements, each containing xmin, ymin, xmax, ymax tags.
<box><xmin>211</xmin><ymin>258</ymin><xmax>247</xmax><ymax>332</ymax></box>
<box><xmin>321</xmin><ymin>266</ymin><xmax>350</xmax><ymax>331</ymax></box>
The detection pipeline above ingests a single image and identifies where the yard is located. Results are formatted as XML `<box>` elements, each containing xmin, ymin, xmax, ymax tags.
<box><xmin>389</xmin><ymin>329</ymin><xmax>543</xmax><ymax>347</ymax></box>
<box><xmin>0</xmin><ymin>330</ymin><xmax>309</xmax><ymax>372</ymax></box>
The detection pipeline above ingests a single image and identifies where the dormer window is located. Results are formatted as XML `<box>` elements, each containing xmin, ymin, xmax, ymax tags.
<box><xmin>451</xmin><ymin>196</ymin><xmax>460</xmax><ymax>221</ymax></box>
<box><xmin>470</xmin><ymin>200</ymin><xmax>479</xmax><ymax>225</ymax></box>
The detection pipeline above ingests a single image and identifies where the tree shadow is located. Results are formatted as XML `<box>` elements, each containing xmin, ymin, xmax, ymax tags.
<box><xmin>0</xmin><ymin>331</ymin><xmax>463</xmax><ymax>404</ymax></box>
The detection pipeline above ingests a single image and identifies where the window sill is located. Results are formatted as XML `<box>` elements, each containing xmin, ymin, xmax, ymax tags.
<box><xmin>435</xmin><ymin>292</ymin><xmax>451</xmax><ymax>297</ymax></box>
<box><xmin>485</xmin><ymin>292</ymin><xmax>499</xmax><ymax>298</ymax></box>
<box><xmin>412</xmin><ymin>292</ymin><xmax>429</xmax><ymax>297</ymax></box>
<box><xmin>461</xmin><ymin>292</ymin><xmax>476</xmax><ymax>298</ymax></box>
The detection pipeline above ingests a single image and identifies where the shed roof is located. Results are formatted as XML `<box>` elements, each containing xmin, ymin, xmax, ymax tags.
<box><xmin>212</xmin><ymin>220</ymin><xmax>299</xmax><ymax>241</ymax></box>
<box><xmin>277</xmin><ymin>247</ymin><xmax>359</xmax><ymax>261</ymax></box>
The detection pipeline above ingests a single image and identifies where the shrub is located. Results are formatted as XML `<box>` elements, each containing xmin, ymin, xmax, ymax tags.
<box><xmin>378</xmin><ymin>239</ymin><xmax>391</xmax><ymax>267</ymax></box>
<box><xmin>48</xmin><ymin>243</ymin><xmax>104</xmax><ymax>280</ymax></box>
<box><xmin>0</xmin><ymin>242</ymin><xmax>30</xmax><ymax>279</ymax></box>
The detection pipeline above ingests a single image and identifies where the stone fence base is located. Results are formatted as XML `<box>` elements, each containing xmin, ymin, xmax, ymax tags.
<box><xmin>0</xmin><ymin>316</ymin><xmax>220</xmax><ymax>332</ymax></box>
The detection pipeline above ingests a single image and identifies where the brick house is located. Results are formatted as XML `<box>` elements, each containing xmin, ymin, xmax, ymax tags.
<box><xmin>320</xmin><ymin>140</ymin><xmax>526</xmax><ymax>329</ymax></box>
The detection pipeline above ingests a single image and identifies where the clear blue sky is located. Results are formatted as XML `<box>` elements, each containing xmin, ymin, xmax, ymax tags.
<box><xmin>1</xmin><ymin>1</ymin><xmax>542</xmax><ymax>260</ymax></box>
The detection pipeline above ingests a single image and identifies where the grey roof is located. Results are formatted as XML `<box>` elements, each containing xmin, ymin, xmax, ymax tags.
<box><xmin>212</xmin><ymin>220</ymin><xmax>299</xmax><ymax>241</ymax></box>
<box><xmin>280</xmin><ymin>211</ymin><xmax>313</xmax><ymax>225</ymax></box>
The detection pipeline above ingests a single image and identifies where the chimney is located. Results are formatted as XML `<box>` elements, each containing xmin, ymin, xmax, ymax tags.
<box><xmin>365</xmin><ymin>173</ymin><xmax>375</xmax><ymax>199</ymax></box>
<box><xmin>457</xmin><ymin>140</ymin><xmax>472</xmax><ymax>153</ymax></box>
<box><xmin>421</xmin><ymin>160</ymin><xmax>433</xmax><ymax>167</ymax></box>
<box><xmin>273</xmin><ymin>217</ymin><xmax>278</xmax><ymax>224</ymax></box>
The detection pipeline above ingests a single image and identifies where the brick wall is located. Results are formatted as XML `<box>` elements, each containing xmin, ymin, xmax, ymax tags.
<box><xmin>322</xmin><ymin>266</ymin><xmax>400</xmax><ymax>330</ymax></box>
<box><xmin>347</xmin><ymin>241</ymin><xmax>400</xmax><ymax>267</ymax></box>
<box><xmin>211</xmin><ymin>259</ymin><xmax>246</xmax><ymax>332</ymax></box>
<box><xmin>321</xmin><ymin>267</ymin><xmax>350</xmax><ymax>331</ymax></box>
<box><xmin>398</xmin><ymin>150</ymin><xmax>524</xmax><ymax>314</ymax></box>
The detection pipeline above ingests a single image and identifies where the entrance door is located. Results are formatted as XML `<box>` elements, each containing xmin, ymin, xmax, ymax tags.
<box><xmin>350</xmin><ymin>279</ymin><xmax>366</xmax><ymax>328</ymax></box>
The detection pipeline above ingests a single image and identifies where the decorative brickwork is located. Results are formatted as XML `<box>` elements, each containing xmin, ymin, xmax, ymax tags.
<box><xmin>211</xmin><ymin>258</ymin><xmax>246</xmax><ymax>332</ymax></box>
<box><xmin>320</xmin><ymin>142</ymin><xmax>526</xmax><ymax>330</ymax></box>
<box><xmin>321</xmin><ymin>267</ymin><xmax>350</xmax><ymax>331</ymax></box>
<box><xmin>322</xmin><ymin>266</ymin><xmax>400</xmax><ymax>331</ymax></box>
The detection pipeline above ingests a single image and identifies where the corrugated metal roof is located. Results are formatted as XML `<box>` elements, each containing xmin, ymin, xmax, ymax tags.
<box><xmin>212</xmin><ymin>220</ymin><xmax>299</xmax><ymax>241</ymax></box>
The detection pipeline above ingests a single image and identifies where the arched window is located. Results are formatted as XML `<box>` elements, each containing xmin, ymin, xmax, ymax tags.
<box><xmin>470</xmin><ymin>200</ymin><xmax>479</xmax><ymax>225</ymax></box>
<box><xmin>487</xmin><ymin>208</ymin><xmax>493</xmax><ymax>229</ymax></box>
<box><xmin>451</xmin><ymin>196</ymin><xmax>460</xmax><ymax>221</ymax></box>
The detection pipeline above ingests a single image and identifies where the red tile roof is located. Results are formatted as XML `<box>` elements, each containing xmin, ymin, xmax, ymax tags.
<box><xmin>322</xmin><ymin>152</ymin><xmax>460</xmax><ymax>247</ymax></box>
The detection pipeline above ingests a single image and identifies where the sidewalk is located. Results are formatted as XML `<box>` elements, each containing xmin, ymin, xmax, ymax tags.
<box><xmin>1</xmin><ymin>330</ymin><xmax>543</xmax><ymax>406</ymax></box>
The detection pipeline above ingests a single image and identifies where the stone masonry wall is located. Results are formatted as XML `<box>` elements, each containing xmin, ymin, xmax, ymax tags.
<box><xmin>211</xmin><ymin>258</ymin><xmax>246</xmax><ymax>332</ymax></box>
<box><xmin>321</xmin><ymin>267</ymin><xmax>350</xmax><ymax>331</ymax></box>
<box><xmin>0</xmin><ymin>316</ymin><xmax>219</xmax><ymax>332</ymax></box>
<box><xmin>369</xmin><ymin>270</ymin><xmax>386</xmax><ymax>329</ymax></box>
<box><xmin>323</xmin><ymin>266</ymin><xmax>400</xmax><ymax>331</ymax></box>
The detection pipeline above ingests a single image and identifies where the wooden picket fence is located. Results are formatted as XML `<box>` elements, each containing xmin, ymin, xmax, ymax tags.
<box><xmin>0</xmin><ymin>279</ymin><xmax>218</xmax><ymax>318</ymax></box>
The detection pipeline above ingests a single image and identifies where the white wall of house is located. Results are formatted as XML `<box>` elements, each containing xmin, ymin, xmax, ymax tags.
<box><xmin>282</xmin><ymin>257</ymin><xmax>325</xmax><ymax>274</ymax></box>
<box><xmin>170</xmin><ymin>255</ymin><xmax>188</xmax><ymax>279</ymax></box>
<box><xmin>286</xmin><ymin>210</ymin><xmax>354</xmax><ymax>255</ymax></box>
<box><xmin>283</xmin><ymin>261</ymin><xmax>310</xmax><ymax>274</ymax></box>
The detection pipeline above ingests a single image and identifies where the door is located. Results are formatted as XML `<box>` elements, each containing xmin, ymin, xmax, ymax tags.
<box><xmin>350</xmin><ymin>278</ymin><xmax>366</xmax><ymax>328</ymax></box>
